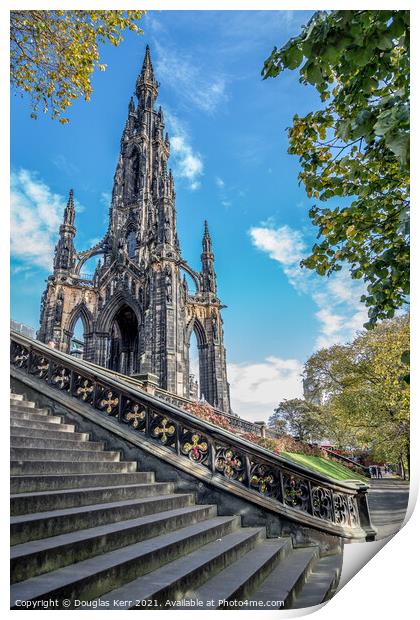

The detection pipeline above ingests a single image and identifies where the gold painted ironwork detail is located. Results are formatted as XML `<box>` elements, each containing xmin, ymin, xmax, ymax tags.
<box><xmin>153</xmin><ymin>417</ymin><xmax>175</xmax><ymax>444</ymax></box>
<box><xmin>76</xmin><ymin>378</ymin><xmax>94</xmax><ymax>401</ymax></box>
<box><xmin>126</xmin><ymin>404</ymin><xmax>146</xmax><ymax>429</ymax></box>
<box><xmin>181</xmin><ymin>432</ymin><xmax>208</xmax><ymax>463</ymax></box>
<box><xmin>100</xmin><ymin>390</ymin><xmax>119</xmax><ymax>414</ymax></box>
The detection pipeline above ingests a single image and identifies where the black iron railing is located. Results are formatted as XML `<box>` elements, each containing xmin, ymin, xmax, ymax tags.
<box><xmin>323</xmin><ymin>448</ymin><xmax>371</xmax><ymax>478</ymax></box>
<box><xmin>10</xmin><ymin>331</ymin><xmax>375</xmax><ymax>540</ymax></box>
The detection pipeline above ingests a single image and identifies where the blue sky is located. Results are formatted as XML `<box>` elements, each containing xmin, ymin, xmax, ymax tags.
<box><xmin>10</xmin><ymin>10</ymin><xmax>369</xmax><ymax>420</ymax></box>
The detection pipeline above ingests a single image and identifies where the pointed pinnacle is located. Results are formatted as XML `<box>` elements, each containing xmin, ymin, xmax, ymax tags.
<box><xmin>66</xmin><ymin>189</ymin><xmax>75</xmax><ymax>212</ymax></box>
<box><xmin>141</xmin><ymin>44</ymin><xmax>154</xmax><ymax>79</ymax></box>
<box><xmin>63</xmin><ymin>189</ymin><xmax>75</xmax><ymax>227</ymax></box>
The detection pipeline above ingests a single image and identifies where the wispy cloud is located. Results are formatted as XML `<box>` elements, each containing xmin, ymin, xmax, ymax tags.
<box><xmin>52</xmin><ymin>153</ymin><xmax>79</xmax><ymax>176</ymax></box>
<box><xmin>154</xmin><ymin>40</ymin><xmax>228</xmax><ymax>114</ymax></box>
<box><xmin>10</xmin><ymin>169</ymin><xmax>82</xmax><ymax>271</ymax></box>
<box><xmin>214</xmin><ymin>175</ymin><xmax>235</xmax><ymax>208</ymax></box>
<box><xmin>166</xmin><ymin>111</ymin><xmax>203</xmax><ymax>190</ymax></box>
<box><xmin>249</xmin><ymin>223</ymin><xmax>368</xmax><ymax>349</ymax></box>
<box><xmin>228</xmin><ymin>356</ymin><xmax>303</xmax><ymax>421</ymax></box>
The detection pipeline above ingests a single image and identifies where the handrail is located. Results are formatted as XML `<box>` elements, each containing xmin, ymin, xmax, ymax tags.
<box><xmin>323</xmin><ymin>448</ymin><xmax>371</xmax><ymax>477</ymax></box>
<box><xmin>10</xmin><ymin>330</ymin><xmax>376</xmax><ymax>540</ymax></box>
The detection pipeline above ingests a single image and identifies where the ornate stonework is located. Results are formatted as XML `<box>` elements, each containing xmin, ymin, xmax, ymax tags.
<box><xmin>38</xmin><ymin>46</ymin><xmax>231</xmax><ymax>413</ymax></box>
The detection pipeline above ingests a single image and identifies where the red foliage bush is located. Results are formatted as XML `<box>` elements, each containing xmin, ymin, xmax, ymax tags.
<box><xmin>181</xmin><ymin>401</ymin><xmax>321</xmax><ymax>457</ymax></box>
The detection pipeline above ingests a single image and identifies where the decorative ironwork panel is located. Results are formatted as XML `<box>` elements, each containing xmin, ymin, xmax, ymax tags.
<box><xmin>250</xmin><ymin>461</ymin><xmax>281</xmax><ymax>500</ymax></box>
<box><xmin>333</xmin><ymin>492</ymin><xmax>351</xmax><ymax>526</ymax></box>
<box><xmin>11</xmin><ymin>342</ymin><xmax>29</xmax><ymax>370</ymax></box>
<box><xmin>96</xmin><ymin>385</ymin><xmax>120</xmax><ymax>416</ymax></box>
<box><xmin>73</xmin><ymin>374</ymin><xmax>95</xmax><ymax>405</ymax></box>
<box><xmin>180</xmin><ymin>428</ymin><xmax>210</xmax><ymax>467</ymax></box>
<box><xmin>50</xmin><ymin>364</ymin><xmax>71</xmax><ymax>391</ymax></box>
<box><xmin>312</xmin><ymin>486</ymin><xmax>334</xmax><ymax>522</ymax></box>
<box><xmin>347</xmin><ymin>495</ymin><xmax>360</xmax><ymax>527</ymax></box>
<box><xmin>215</xmin><ymin>445</ymin><xmax>246</xmax><ymax>483</ymax></box>
<box><xmin>150</xmin><ymin>412</ymin><xmax>176</xmax><ymax>451</ymax></box>
<box><xmin>122</xmin><ymin>399</ymin><xmax>146</xmax><ymax>432</ymax></box>
<box><xmin>29</xmin><ymin>353</ymin><xmax>50</xmax><ymax>379</ymax></box>
<box><xmin>282</xmin><ymin>472</ymin><xmax>310</xmax><ymax>513</ymax></box>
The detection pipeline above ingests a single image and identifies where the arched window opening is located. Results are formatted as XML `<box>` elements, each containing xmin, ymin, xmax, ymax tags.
<box><xmin>108</xmin><ymin>304</ymin><xmax>139</xmax><ymax>375</ymax></box>
<box><xmin>127</xmin><ymin>231</ymin><xmax>136</xmax><ymax>258</ymax></box>
<box><xmin>188</xmin><ymin>330</ymin><xmax>200</xmax><ymax>400</ymax></box>
<box><xmin>70</xmin><ymin>317</ymin><xmax>85</xmax><ymax>358</ymax></box>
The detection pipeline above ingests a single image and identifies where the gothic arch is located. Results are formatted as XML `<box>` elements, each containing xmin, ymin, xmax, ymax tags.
<box><xmin>75</xmin><ymin>247</ymin><xmax>105</xmax><ymax>275</ymax></box>
<box><xmin>96</xmin><ymin>290</ymin><xmax>142</xmax><ymax>334</ymax></box>
<box><xmin>186</xmin><ymin>317</ymin><xmax>207</xmax><ymax>348</ymax></box>
<box><xmin>66</xmin><ymin>302</ymin><xmax>94</xmax><ymax>336</ymax></box>
<box><xmin>180</xmin><ymin>262</ymin><xmax>201</xmax><ymax>293</ymax></box>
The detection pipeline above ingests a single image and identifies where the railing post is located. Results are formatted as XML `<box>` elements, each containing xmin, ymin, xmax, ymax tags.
<box><xmin>245</xmin><ymin>454</ymin><xmax>251</xmax><ymax>488</ymax></box>
<box><xmin>69</xmin><ymin>369</ymin><xmax>75</xmax><ymax>396</ymax></box>
<box><xmin>356</xmin><ymin>484</ymin><xmax>377</xmax><ymax>541</ymax></box>
<box><xmin>117</xmin><ymin>391</ymin><xmax>123</xmax><ymax>422</ymax></box>
<box><xmin>145</xmin><ymin>406</ymin><xmax>151</xmax><ymax>438</ymax></box>
<box><xmin>209</xmin><ymin>441</ymin><xmax>216</xmax><ymax>475</ymax></box>
<box><xmin>279</xmin><ymin>469</ymin><xmax>285</xmax><ymax>505</ymax></box>
<box><xmin>175</xmin><ymin>421</ymin><xmax>181</xmax><ymax>455</ymax></box>
<box><xmin>27</xmin><ymin>347</ymin><xmax>33</xmax><ymax>375</ymax></box>
<box><xmin>307</xmin><ymin>480</ymin><xmax>314</xmax><ymax>516</ymax></box>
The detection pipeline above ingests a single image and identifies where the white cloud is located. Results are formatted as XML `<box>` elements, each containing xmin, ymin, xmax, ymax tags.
<box><xmin>10</xmin><ymin>169</ymin><xmax>71</xmax><ymax>271</ymax></box>
<box><xmin>228</xmin><ymin>356</ymin><xmax>303</xmax><ymax>422</ymax></box>
<box><xmin>215</xmin><ymin>176</ymin><xmax>225</xmax><ymax>188</ymax></box>
<box><xmin>249</xmin><ymin>224</ymin><xmax>368</xmax><ymax>350</ymax></box>
<box><xmin>154</xmin><ymin>41</ymin><xmax>228</xmax><ymax>114</ymax></box>
<box><xmin>165</xmin><ymin>112</ymin><xmax>203</xmax><ymax>191</ymax></box>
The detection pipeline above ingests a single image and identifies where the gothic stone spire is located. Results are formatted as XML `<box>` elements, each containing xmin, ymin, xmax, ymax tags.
<box><xmin>136</xmin><ymin>44</ymin><xmax>158</xmax><ymax>108</ymax></box>
<box><xmin>53</xmin><ymin>189</ymin><xmax>76</xmax><ymax>272</ymax></box>
<box><xmin>201</xmin><ymin>220</ymin><xmax>217</xmax><ymax>294</ymax></box>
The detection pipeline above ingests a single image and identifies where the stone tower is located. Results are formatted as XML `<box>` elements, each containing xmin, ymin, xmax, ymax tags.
<box><xmin>38</xmin><ymin>46</ymin><xmax>231</xmax><ymax>413</ymax></box>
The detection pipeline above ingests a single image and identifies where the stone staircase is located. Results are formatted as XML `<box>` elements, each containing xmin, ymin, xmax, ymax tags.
<box><xmin>10</xmin><ymin>392</ymin><xmax>341</xmax><ymax>610</ymax></box>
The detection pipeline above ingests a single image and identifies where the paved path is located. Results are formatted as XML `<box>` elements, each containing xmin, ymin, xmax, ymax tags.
<box><xmin>367</xmin><ymin>478</ymin><xmax>410</xmax><ymax>539</ymax></box>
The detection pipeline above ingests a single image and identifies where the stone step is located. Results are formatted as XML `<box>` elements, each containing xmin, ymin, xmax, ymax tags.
<box><xmin>10</xmin><ymin>516</ymin><xmax>243</xmax><ymax>606</ymax></box>
<box><xmin>10</xmin><ymin>405</ymin><xmax>50</xmax><ymax>415</ymax></box>
<box><xmin>10</xmin><ymin>419</ymin><xmax>76</xmax><ymax>433</ymax></box>
<box><xmin>96</xmin><ymin>526</ymin><xmax>264</xmax><ymax>609</ymax></box>
<box><xmin>11</xmin><ymin>459</ymin><xmax>137</xmax><ymax>476</ymax></box>
<box><xmin>10</xmin><ymin>436</ymin><xmax>104</xmax><ymax>452</ymax></box>
<box><xmin>290</xmin><ymin>554</ymin><xmax>342</xmax><ymax>609</ymax></box>
<box><xmin>10</xmin><ymin>397</ymin><xmax>34</xmax><ymax>407</ymax></box>
<box><xmin>11</xmin><ymin>482</ymin><xmax>176</xmax><ymax>515</ymax></box>
<box><xmin>183</xmin><ymin>537</ymin><xmax>293</xmax><ymax>608</ymax></box>
<box><xmin>10</xmin><ymin>447</ymin><xmax>121</xmax><ymax>463</ymax></box>
<box><xmin>11</xmin><ymin>504</ymin><xmax>218</xmax><ymax>583</ymax></box>
<box><xmin>10</xmin><ymin>411</ymin><xmax>64</xmax><ymax>424</ymax></box>
<box><xmin>11</xmin><ymin>493</ymin><xmax>195</xmax><ymax>544</ymax></box>
<box><xmin>10</xmin><ymin>426</ymin><xmax>89</xmax><ymax>441</ymax></box>
<box><xmin>10</xmin><ymin>393</ymin><xmax>24</xmax><ymax>402</ymax></box>
<box><xmin>11</xmin><ymin>472</ymin><xmax>155</xmax><ymax>494</ymax></box>
<box><xmin>247</xmin><ymin>547</ymin><xmax>319</xmax><ymax>609</ymax></box>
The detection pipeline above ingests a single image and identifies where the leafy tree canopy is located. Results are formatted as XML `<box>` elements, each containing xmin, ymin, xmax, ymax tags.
<box><xmin>262</xmin><ymin>10</ymin><xmax>410</xmax><ymax>328</ymax></box>
<box><xmin>10</xmin><ymin>10</ymin><xmax>145</xmax><ymax>123</ymax></box>
<box><xmin>304</xmin><ymin>315</ymin><xmax>409</xmax><ymax>476</ymax></box>
<box><xmin>268</xmin><ymin>398</ymin><xmax>324</xmax><ymax>443</ymax></box>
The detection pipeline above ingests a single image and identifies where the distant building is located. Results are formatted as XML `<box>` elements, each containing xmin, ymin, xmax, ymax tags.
<box><xmin>10</xmin><ymin>320</ymin><xmax>35</xmax><ymax>339</ymax></box>
<box><xmin>70</xmin><ymin>337</ymin><xmax>84</xmax><ymax>359</ymax></box>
